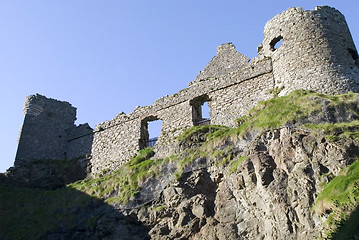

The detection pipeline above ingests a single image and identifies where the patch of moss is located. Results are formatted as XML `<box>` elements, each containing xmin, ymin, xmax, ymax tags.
<box><xmin>314</xmin><ymin>160</ymin><xmax>359</xmax><ymax>239</ymax></box>
<box><xmin>177</xmin><ymin>125</ymin><xmax>231</xmax><ymax>143</ymax></box>
<box><xmin>228</xmin><ymin>156</ymin><xmax>248</xmax><ymax>175</ymax></box>
<box><xmin>211</xmin><ymin>149</ymin><xmax>224</xmax><ymax>158</ymax></box>
<box><xmin>270</xmin><ymin>86</ymin><xmax>285</xmax><ymax>97</ymax></box>
<box><xmin>171</xmin><ymin>149</ymin><xmax>203</xmax><ymax>180</ymax></box>
<box><xmin>129</xmin><ymin>147</ymin><xmax>155</xmax><ymax>165</ymax></box>
<box><xmin>154</xmin><ymin>205</ymin><xmax>167</xmax><ymax>212</ymax></box>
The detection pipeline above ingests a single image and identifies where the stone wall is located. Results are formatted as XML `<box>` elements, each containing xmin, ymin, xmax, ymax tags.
<box><xmin>90</xmin><ymin>114</ymin><xmax>139</xmax><ymax>173</ymax></box>
<box><xmin>208</xmin><ymin>72</ymin><xmax>274</xmax><ymax>127</ymax></box>
<box><xmin>14</xmin><ymin>6</ymin><xmax>359</xmax><ymax>175</ymax></box>
<box><xmin>89</xmin><ymin>54</ymin><xmax>274</xmax><ymax>174</ymax></box>
<box><xmin>66</xmin><ymin>124</ymin><xmax>93</xmax><ymax>160</ymax></box>
<box><xmin>15</xmin><ymin>94</ymin><xmax>95</xmax><ymax>167</ymax></box>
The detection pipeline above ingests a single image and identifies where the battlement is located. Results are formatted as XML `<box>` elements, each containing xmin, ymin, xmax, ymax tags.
<box><xmin>14</xmin><ymin>6</ymin><xmax>359</xmax><ymax>175</ymax></box>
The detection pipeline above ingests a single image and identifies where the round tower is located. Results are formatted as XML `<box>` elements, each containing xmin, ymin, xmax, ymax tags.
<box><xmin>259</xmin><ymin>6</ymin><xmax>359</xmax><ymax>96</ymax></box>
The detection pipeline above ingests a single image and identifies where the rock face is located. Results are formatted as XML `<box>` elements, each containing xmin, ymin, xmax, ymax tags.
<box><xmin>129</xmin><ymin>128</ymin><xmax>358</xmax><ymax>239</ymax></box>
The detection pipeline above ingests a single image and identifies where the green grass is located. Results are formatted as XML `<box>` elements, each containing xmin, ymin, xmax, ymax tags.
<box><xmin>235</xmin><ymin>90</ymin><xmax>320</xmax><ymax>133</ymax></box>
<box><xmin>69</xmin><ymin>147</ymin><xmax>166</xmax><ymax>205</ymax></box>
<box><xmin>314</xmin><ymin>160</ymin><xmax>359</xmax><ymax>239</ymax></box>
<box><xmin>173</xmin><ymin>125</ymin><xmax>233</xmax><ymax>179</ymax></box>
<box><xmin>177</xmin><ymin>124</ymin><xmax>231</xmax><ymax>142</ymax></box>
<box><xmin>234</xmin><ymin>90</ymin><xmax>359</xmax><ymax>138</ymax></box>
<box><xmin>171</xmin><ymin>149</ymin><xmax>203</xmax><ymax>180</ymax></box>
<box><xmin>228</xmin><ymin>156</ymin><xmax>248</xmax><ymax>175</ymax></box>
<box><xmin>304</xmin><ymin>121</ymin><xmax>359</xmax><ymax>142</ymax></box>
<box><xmin>211</xmin><ymin>149</ymin><xmax>224</xmax><ymax>158</ymax></box>
<box><xmin>154</xmin><ymin>205</ymin><xmax>167</xmax><ymax>212</ymax></box>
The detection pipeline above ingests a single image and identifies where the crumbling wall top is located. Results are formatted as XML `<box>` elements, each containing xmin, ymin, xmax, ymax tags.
<box><xmin>23</xmin><ymin>94</ymin><xmax>76</xmax><ymax>121</ymax></box>
<box><xmin>190</xmin><ymin>43</ymin><xmax>250</xmax><ymax>86</ymax></box>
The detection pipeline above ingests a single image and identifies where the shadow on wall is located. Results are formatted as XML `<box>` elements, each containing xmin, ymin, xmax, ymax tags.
<box><xmin>0</xmin><ymin>182</ymin><xmax>150</xmax><ymax>240</ymax></box>
<box><xmin>66</xmin><ymin>123</ymin><xmax>95</xmax><ymax>161</ymax></box>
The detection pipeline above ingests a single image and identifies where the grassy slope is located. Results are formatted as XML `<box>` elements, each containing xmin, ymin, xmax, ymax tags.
<box><xmin>235</xmin><ymin>89</ymin><xmax>359</xmax><ymax>136</ymax></box>
<box><xmin>314</xmin><ymin>161</ymin><xmax>359</xmax><ymax>240</ymax></box>
<box><xmin>68</xmin><ymin>147</ymin><xmax>166</xmax><ymax>205</ymax></box>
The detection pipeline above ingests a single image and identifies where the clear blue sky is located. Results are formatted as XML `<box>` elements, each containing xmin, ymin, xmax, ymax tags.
<box><xmin>1</xmin><ymin>1</ymin><xmax>358</xmax><ymax>172</ymax></box>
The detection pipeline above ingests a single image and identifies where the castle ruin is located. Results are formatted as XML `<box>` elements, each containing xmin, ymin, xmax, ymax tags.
<box><xmin>14</xmin><ymin>6</ymin><xmax>359</xmax><ymax>175</ymax></box>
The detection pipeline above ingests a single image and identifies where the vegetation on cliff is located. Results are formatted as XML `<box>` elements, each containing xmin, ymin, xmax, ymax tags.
<box><xmin>68</xmin><ymin>147</ymin><xmax>164</xmax><ymax>205</ymax></box>
<box><xmin>314</xmin><ymin>160</ymin><xmax>359</xmax><ymax>239</ymax></box>
<box><xmin>2</xmin><ymin>90</ymin><xmax>359</xmax><ymax>239</ymax></box>
<box><xmin>235</xmin><ymin>89</ymin><xmax>359</xmax><ymax>136</ymax></box>
<box><xmin>71</xmin><ymin>90</ymin><xmax>359</xmax><ymax>239</ymax></box>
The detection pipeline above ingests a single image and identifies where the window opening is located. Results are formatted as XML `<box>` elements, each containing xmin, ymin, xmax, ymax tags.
<box><xmin>270</xmin><ymin>36</ymin><xmax>283</xmax><ymax>51</ymax></box>
<box><xmin>190</xmin><ymin>95</ymin><xmax>211</xmax><ymax>126</ymax></box>
<box><xmin>140</xmin><ymin>116</ymin><xmax>162</xmax><ymax>149</ymax></box>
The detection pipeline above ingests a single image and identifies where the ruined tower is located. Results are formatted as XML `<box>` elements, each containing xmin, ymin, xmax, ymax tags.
<box><xmin>260</xmin><ymin>6</ymin><xmax>359</xmax><ymax>96</ymax></box>
<box><xmin>14</xmin><ymin>94</ymin><xmax>77</xmax><ymax>166</ymax></box>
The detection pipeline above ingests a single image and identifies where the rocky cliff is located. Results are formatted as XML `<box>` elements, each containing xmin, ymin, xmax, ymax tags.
<box><xmin>1</xmin><ymin>90</ymin><xmax>359</xmax><ymax>240</ymax></box>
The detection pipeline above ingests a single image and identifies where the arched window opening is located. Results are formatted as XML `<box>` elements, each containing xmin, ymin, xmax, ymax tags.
<box><xmin>190</xmin><ymin>95</ymin><xmax>211</xmax><ymax>126</ymax></box>
<box><xmin>140</xmin><ymin>116</ymin><xmax>162</xmax><ymax>149</ymax></box>
<box><xmin>270</xmin><ymin>36</ymin><xmax>283</xmax><ymax>52</ymax></box>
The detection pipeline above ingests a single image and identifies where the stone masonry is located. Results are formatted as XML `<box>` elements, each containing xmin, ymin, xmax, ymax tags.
<box><xmin>14</xmin><ymin>6</ymin><xmax>359</xmax><ymax>175</ymax></box>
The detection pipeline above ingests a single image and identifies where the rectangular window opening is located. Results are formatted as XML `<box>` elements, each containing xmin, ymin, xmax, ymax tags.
<box><xmin>140</xmin><ymin>117</ymin><xmax>163</xmax><ymax>149</ymax></box>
